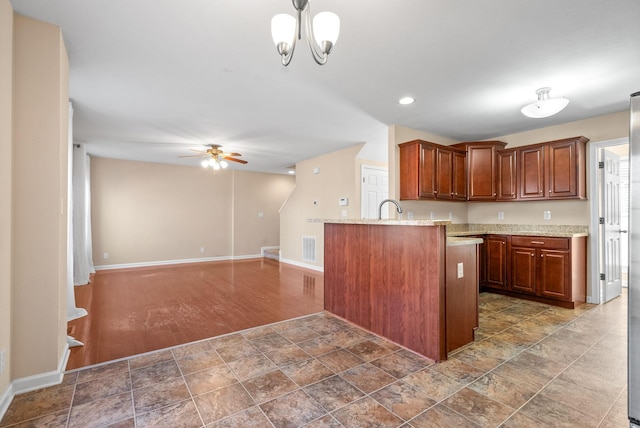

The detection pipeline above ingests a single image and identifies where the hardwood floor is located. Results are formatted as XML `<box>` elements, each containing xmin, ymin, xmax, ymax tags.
<box><xmin>67</xmin><ymin>258</ymin><xmax>324</xmax><ymax>370</ymax></box>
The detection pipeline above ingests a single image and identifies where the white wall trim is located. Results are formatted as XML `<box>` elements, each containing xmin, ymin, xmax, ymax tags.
<box><xmin>94</xmin><ymin>254</ymin><xmax>264</xmax><ymax>270</ymax></box>
<box><xmin>588</xmin><ymin>137</ymin><xmax>629</xmax><ymax>305</ymax></box>
<box><xmin>279</xmin><ymin>257</ymin><xmax>324</xmax><ymax>272</ymax></box>
<box><xmin>0</xmin><ymin>382</ymin><xmax>14</xmax><ymax>423</ymax></box>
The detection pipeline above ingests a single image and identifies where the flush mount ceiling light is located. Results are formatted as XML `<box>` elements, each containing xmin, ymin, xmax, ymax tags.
<box><xmin>521</xmin><ymin>87</ymin><xmax>570</xmax><ymax>118</ymax></box>
<box><xmin>271</xmin><ymin>0</ymin><xmax>340</xmax><ymax>66</ymax></box>
<box><xmin>398</xmin><ymin>96</ymin><xmax>415</xmax><ymax>105</ymax></box>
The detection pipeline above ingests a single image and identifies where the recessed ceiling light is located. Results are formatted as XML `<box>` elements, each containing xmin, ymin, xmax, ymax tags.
<box><xmin>288</xmin><ymin>170</ymin><xmax>295</xmax><ymax>174</ymax></box>
<box><xmin>398</xmin><ymin>96</ymin><xmax>415</xmax><ymax>105</ymax></box>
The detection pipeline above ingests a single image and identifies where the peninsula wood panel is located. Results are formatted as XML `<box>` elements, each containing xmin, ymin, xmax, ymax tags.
<box><xmin>324</xmin><ymin>223</ymin><xmax>448</xmax><ymax>361</ymax></box>
<box><xmin>324</xmin><ymin>224</ymin><xmax>371</xmax><ymax>324</ymax></box>
<box><xmin>445</xmin><ymin>244</ymin><xmax>478</xmax><ymax>352</ymax></box>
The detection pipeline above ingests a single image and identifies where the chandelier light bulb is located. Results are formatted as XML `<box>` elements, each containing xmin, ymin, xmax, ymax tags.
<box><xmin>201</xmin><ymin>160</ymin><xmax>208</xmax><ymax>168</ymax></box>
<box><xmin>220</xmin><ymin>160</ymin><xmax>228</xmax><ymax>169</ymax></box>
<box><xmin>271</xmin><ymin>13</ymin><xmax>296</xmax><ymax>54</ymax></box>
<box><xmin>312</xmin><ymin>11</ymin><xmax>340</xmax><ymax>47</ymax></box>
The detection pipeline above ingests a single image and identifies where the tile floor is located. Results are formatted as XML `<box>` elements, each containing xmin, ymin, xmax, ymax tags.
<box><xmin>1</xmin><ymin>291</ymin><xmax>629</xmax><ymax>427</ymax></box>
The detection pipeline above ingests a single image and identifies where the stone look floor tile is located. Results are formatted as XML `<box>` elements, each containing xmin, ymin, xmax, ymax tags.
<box><xmin>408</xmin><ymin>403</ymin><xmax>480</xmax><ymax>427</ymax></box>
<box><xmin>242</xmin><ymin>370</ymin><xmax>299</xmax><ymax>403</ymax></box>
<box><xmin>260</xmin><ymin>390</ymin><xmax>327</xmax><ymax>428</ymax></box>
<box><xmin>184</xmin><ymin>364</ymin><xmax>238</xmax><ymax>396</ymax></box>
<box><xmin>340</xmin><ymin>363</ymin><xmax>396</xmax><ymax>393</ymax></box>
<box><xmin>175</xmin><ymin>348</ymin><xmax>224</xmax><ymax>374</ymax></box>
<box><xmin>135</xmin><ymin>399</ymin><xmax>202</xmax><ymax>428</ymax></box>
<box><xmin>370</xmin><ymin>349</ymin><xmax>433</xmax><ymax>379</ymax></box>
<box><xmin>130</xmin><ymin>359</ymin><xmax>182</xmax><ymax>389</ymax></box>
<box><xmin>132</xmin><ymin>376</ymin><xmax>191</xmax><ymax>414</ymax></box>
<box><xmin>67</xmin><ymin>391</ymin><xmax>134</xmax><ymax>428</ymax></box>
<box><xmin>303</xmin><ymin>375</ymin><xmax>364</xmax><ymax>412</ymax></box>
<box><xmin>209</xmin><ymin>406</ymin><xmax>273</xmax><ymax>428</ymax></box>
<box><xmin>443</xmin><ymin>387</ymin><xmax>515</xmax><ymax>427</ymax></box>
<box><xmin>2</xmin><ymin>293</ymin><xmax>630</xmax><ymax>428</ymax></box>
<box><xmin>280</xmin><ymin>358</ymin><xmax>335</xmax><ymax>387</ymax></box>
<box><xmin>317</xmin><ymin>349</ymin><xmax>363</xmax><ymax>373</ymax></box>
<box><xmin>73</xmin><ymin>371</ymin><xmax>132</xmax><ymax>406</ymax></box>
<box><xmin>332</xmin><ymin>397</ymin><xmax>402</xmax><ymax>428</ymax></box>
<box><xmin>194</xmin><ymin>382</ymin><xmax>256</xmax><ymax>424</ymax></box>
<box><xmin>370</xmin><ymin>381</ymin><xmax>436</xmax><ymax>420</ymax></box>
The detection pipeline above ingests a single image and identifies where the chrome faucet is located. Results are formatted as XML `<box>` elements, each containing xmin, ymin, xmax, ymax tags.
<box><xmin>378</xmin><ymin>199</ymin><xmax>403</xmax><ymax>220</ymax></box>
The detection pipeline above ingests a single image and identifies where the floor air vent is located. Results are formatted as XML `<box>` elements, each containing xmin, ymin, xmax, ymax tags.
<box><xmin>302</xmin><ymin>236</ymin><xmax>316</xmax><ymax>263</ymax></box>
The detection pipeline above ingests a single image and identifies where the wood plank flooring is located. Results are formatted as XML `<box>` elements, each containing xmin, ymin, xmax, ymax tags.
<box><xmin>67</xmin><ymin>258</ymin><xmax>324</xmax><ymax>370</ymax></box>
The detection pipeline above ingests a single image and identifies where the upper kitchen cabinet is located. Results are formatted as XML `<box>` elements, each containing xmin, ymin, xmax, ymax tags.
<box><xmin>518</xmin><ymin>136</ymin><xmax>588</xmax><ymax>201</ymax></box>
<box><xmin>399</xmin><ymin>140</ymin><xmax>466</xmax><ymax>201</ymax></box>
<box><xmin>497</xmin><ymin>148</ymin><xmax>518</xmax><ymax>201</ymax></box>
<box><xmin>452</xmin><ymin>141</ymin><xmax>506</xmax><ymax>201</ymax></box>
<box><xmin>546</xmin><ymin>136</ymin><xmax>588</xmax><ymax>199</ymax></box>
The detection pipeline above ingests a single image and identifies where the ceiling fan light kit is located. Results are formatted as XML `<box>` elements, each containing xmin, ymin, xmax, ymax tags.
<box><xmin>521</xmin><ymin>87</ymin><xmax>569</xmax><ymax>118</ymax></box>
<box><xmin>179</xmin><ymin>144</ymin><xmax>247</xmax><ymax>169</ymax></box>
<box><xmin>271</xmin><ymin>0</ymin><xmax>340</xmax><ymax>66</ymax></box>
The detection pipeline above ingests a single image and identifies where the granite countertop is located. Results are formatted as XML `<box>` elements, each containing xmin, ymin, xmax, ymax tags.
<box><xmin>310</xmin><ymin>218</ymin><xmax>452</xmax><ymax>226</ymax></box>
<box><xmin>446</xmin><ymin>223</ymin><xmax>588</xmax><ymax>238</ymax></box>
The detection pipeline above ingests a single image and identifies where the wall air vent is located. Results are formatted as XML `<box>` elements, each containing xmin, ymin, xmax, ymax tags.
<box><xmin>302</xmin><ymin>236</ymin><xmax>316</xmax><ymax>263</ymax></box>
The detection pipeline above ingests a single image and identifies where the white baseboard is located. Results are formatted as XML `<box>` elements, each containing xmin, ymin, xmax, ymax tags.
<box><xmin>0</xmin><ymin>344</ymin><xmax>70</xmax><ymax>421</ymax></box>
<box><xmin>95</xmin><ymin>254</ymin><xmax>266</xmax><ymax>271</ymax></box>
<box><xmin>279</xmin><ymin>257</ymin><xmax>324</xmax><ymax>272</ymax></box>
<box><xmin>0</xmin><ymin>382</ymin><xmax>13</xmax><ymax>423</ymax></box>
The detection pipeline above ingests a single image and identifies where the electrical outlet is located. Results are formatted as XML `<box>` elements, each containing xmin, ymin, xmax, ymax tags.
<box><xmin>103</xmin><ymin>252</ymin><xmax>109</xmax><ymax>259</ymax></box>
<box><xmin>200</xmin><ymin>247</ymin><xmax>205</xmax><ymax>253</ymax></box>
<box><xmin>407</xmin><ymin>211</ymin><xmax>414</xmax><ymax>220</ymax></box>
<box><xmin>0</xmin><ymin>349</ymin><xmax>5</xmax><ymax>374</ymax></box>
<box><xmin>258</xmin><ymin>212</ymin><xmax>264</xmax><ymax>218</ymax></box>
<box><xmin>341</xmin><ymin>210</ymin><xmax>347</xmax><ymax>217</ymax></box>
<box><xmin>498</xmin><ymin>211</ymin><xmax>504</xmax><ymax>220</ymax></box>
<box><xmin>544</xmin><ymin>210</ymin><xmax>551</xmax><ymax>220</ymax></box>
<box><xmin>457</xmin><ymin>263</ymin><xmax>464</xmax><ymax>279</ymax></box>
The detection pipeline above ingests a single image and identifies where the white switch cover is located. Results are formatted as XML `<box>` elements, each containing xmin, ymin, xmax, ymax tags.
<box><xmin>457</xmin><ymin>262</ymin><xmax>464</xmax><ymax>279</ymax></box>
<box><xmin>544</xmin><ymin>210</ymin><xmax>551</xmax><ymax>220</ymax></box>
<box><xmin>258</xmin><ymin>212</ymin><xmax>264</xmax><ymax>218</ymax></box>
<box><xmin>0</xmin><ymin>349</ymin><xmax>5</xmax><ymax>374</ymax></box>
<box><xmin>200</xmin><ymin>247</ymin><xmax>205</xmax><ymax>253</ymax></box>
<box><xmin>341</xmin><ymin>210</ymin><xmax>347</xmax><ymax>217</ymax></box>
<box><xmin>103</xmin><ymin>252</ymin><xmax>109</xmax><ymax>259</ymax></box>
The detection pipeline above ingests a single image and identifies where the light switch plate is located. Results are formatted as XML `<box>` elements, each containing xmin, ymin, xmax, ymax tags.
<box><xmin>457</xmin><ymin>262</ymin><xmax>464</xmax><ymax>279</ymax></box>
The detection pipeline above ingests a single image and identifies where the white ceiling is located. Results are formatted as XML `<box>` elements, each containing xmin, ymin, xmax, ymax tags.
<box><xmin>10</xmin><ymin>0</ymin><xmax>640</xmax><ymax>174</ymax></box>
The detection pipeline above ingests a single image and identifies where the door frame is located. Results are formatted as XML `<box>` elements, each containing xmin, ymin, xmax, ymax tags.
<box><xmin>588</xmin><ymin>137</ymin><xmax>628</xmax><ymax>304</ymax></box>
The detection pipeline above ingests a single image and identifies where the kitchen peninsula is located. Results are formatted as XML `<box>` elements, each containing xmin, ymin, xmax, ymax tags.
<box><xmin>323</xmin><ymin>219</ymin><xmax>481</xmax><ymax>362</ymax></box>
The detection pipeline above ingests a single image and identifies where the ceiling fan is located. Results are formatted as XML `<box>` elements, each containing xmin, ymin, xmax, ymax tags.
<box><xmin>179</xmin><ymin>144</ymin><xmax>247</xmax><ymax>170</ymax></box>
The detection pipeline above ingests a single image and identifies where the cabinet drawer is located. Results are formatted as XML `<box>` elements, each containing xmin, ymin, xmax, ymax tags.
<box><xmin>510</xmin><ymin>236</ymin><xmax>569</xmax><ymax>250</ymax></box>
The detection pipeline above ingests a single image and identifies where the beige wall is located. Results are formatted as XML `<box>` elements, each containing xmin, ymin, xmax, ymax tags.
<box><xmin>280</xmin><ymin>144</ymin><xmax>366</xmax><ymax>268</ymax></box>
<box><xmin>232</xmin><ymin>170</ymin><xmax>294</xmax><ymax>256</ymax></box>
<box><xmin>91</xmin><ymin>157</ymin><xmax>294</xmax><ymax>266</ymax></box>
<box><xmin>11</xmin><ymin>14</ymin><xmax>69</xmax><ymax>379</ymax></box>
<box><xmin>0</xmin><ymin>0</ymin><xmax>13</xmax><ymax>399</ymax></box>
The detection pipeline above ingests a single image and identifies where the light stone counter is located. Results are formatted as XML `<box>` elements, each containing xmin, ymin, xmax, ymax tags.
<box><xmin>446</xmin><ymin>223</ymin><xmax>588</xmax><ymax>238</ymax></box>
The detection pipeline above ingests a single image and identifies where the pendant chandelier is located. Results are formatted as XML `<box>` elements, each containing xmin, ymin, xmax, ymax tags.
<box><xmin>271</xmin><ymin>0</ymin><xmax>340</xmax><ymax>66</ymax></box>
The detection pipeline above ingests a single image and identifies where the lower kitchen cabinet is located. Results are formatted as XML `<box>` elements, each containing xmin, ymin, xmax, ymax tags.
<box><xmin>485</xmin><ymin>235</ymin><xmax>509</xmax><ymax>290</ymax></box>
<box><xmin>479</xmin><ymin>234</ymin><xmax>586</xmax><ymax>308</ymax></box>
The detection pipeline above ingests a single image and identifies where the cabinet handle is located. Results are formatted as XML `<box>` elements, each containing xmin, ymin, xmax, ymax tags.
<box><xmin>531</xmin><ymin>241</ymin><xmax>544</xmax><ymax>244</ymax></box>
<box><xmin>502</xmin><ymin>242</ymin><xmax>505</xmax><ymax>245</ymax></box>
<box><xmin>531</xmin><ymin>253</ymin><xmax>534</xmax><ymax>257</ymax></box>
<box><xmin>541</xmin><ymin>254</ymin><xmax>544</xmax><ymax>257</ymax></box>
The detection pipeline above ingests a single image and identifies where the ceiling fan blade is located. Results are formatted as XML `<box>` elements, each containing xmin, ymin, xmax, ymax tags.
<box><xmin>222</xmin><ymin>152</ymin><xmax>242</xmax><ymax>157</ymax></box>
<box><xmin>224</xmin><ymin>156</ymin><xmax>248</xmax><ymax>164</ymax></box>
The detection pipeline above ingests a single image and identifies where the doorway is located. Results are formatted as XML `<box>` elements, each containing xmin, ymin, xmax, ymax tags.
<box><xmin>360</xmin><ymin>165</ymin><xmax>389</xmax><ymax>219</ymax></box>
<box><xmin>589</xmin><ymin>138</ymin><xmax>629</xmax><ymax>304</ymax></box>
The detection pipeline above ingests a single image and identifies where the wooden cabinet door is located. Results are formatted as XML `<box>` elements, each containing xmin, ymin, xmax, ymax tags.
<box><xmin>511</xmin><ymin>247</ymin><xmax>537</xmax><ymax>294</ymax></box>
<box><xmin>420</xmin><ymin>143</ymin><xmax>437</xmax><ymax>199</ymax></box>
<box><xmin>452</xmin><ymin>149</ymin><xmax>467</xmax><ymax>200</ymax></box>
<box><xmin>475</xmin><ymin>236</ymin><xmax>487</xmax><ymax>287</ymax></box>
<box><xmin>435</xmin><ymin>147</ymin><xmax>453</xmax><ymax>199</ymax></box>
<box><xmin>539</xmin><ymin>249</ymin><xmax>571</xmax><ymax>299</ymax></box>
<box><xmin>497</xmin><ymin>149</ymin><xmax>517</xmax><ymax>200</ymax></box>
<box><xmin>519</xmin><ymin>145</ymin><xmax>545</xmax><ymax>200</ymax></box>
<box><xmin>547</xmin><ymin>140</ymin><xmax>577</xmax><ymax>199</ymax></box>
<box><xmin>485</xmin><ymin>236</ymin><xmax>508</xmax><ymax>289</ymax></box>
<box><xmin>467</xmin><ymin>144</ymin><xmax>497</xmax><ymax>200</ymax></box>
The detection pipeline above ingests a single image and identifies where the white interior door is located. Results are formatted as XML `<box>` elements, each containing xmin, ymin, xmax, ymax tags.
<box><xmin>361</xmin><ymin>166</ymin><xmax>388</xmax><ymax>219</ymax></box>
<box><xmin>602</xmin><ymin>148</ymin><xmax>624</xmax><ymax>302</ymax></box>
